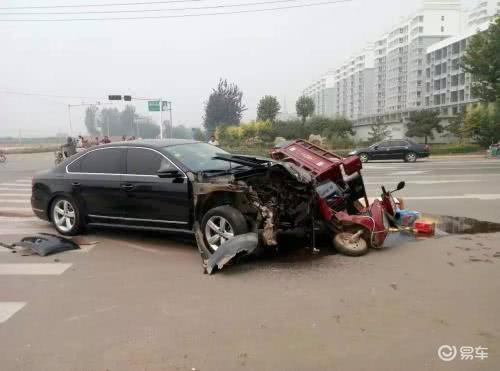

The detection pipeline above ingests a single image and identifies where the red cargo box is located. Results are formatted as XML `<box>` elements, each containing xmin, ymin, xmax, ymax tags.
<box><xmin>270</xmin><ymin>140</ymin><xmax>348</xmax><ymax>182</ymax></box>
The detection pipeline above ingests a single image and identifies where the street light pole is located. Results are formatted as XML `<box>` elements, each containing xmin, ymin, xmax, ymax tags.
<box><xmin>67</xmin><ymin>105</ymin><xmax>73</xmax><ymax>136</ymax></box>
<box><xmin>159</xmin><ymin>98</ymin><xmax>163</xmax><ymax>139</ymax></box>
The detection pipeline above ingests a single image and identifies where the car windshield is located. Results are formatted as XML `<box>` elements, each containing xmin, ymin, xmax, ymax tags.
<box><xmin>162</xmin><ymin>143</ymin><xmax>233</xmax><ymax>172</ymax></box>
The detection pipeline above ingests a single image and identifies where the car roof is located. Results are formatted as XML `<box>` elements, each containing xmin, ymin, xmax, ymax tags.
<box><xmin>98</xmin><ymin>139</ymin><xmax>199</xmax><ymax>149</ymax></box>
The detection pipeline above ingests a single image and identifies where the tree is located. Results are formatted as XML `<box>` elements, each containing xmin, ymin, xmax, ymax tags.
<box><xmin>446</xmin><ymin>109</ymin><xmax>466</xmax><ymax>142</ymax></box>
<box><xmin>257</xmin><ymin>95</ymin><xmax>281</xmax><ymax>122</ymax></box>
<box><xmin>192</xmin><ymin>128</ymin><xmax>206</xmax><ymax>141</ymax></box>
<box><xmin>367</xmin><ymin>120</ymin><xmax>391</xmax><ymax>143</ymax></box>
<box><xmin>308</xmin><ymin>116</ymin><xmax>354</xmax><ymax>139</ymax></box>
<box><xmin>462</xmin><ymin>17</ymin><xmax>500</xmax><ymax>103</ymax></box>
<box><xmin>172</xmin><ymin>125</ymin><xmax>192</xmax><ymax>139</ymax></box>
<box><xmin>96</xmin><ymin>108</ymin><xmax>121</xmax><ymax>136</ymax></box>
<box><xmin>139</xmin><ymin>121</ymin><xmax>161</xmax><ymax>139</ymax></box>
<box><xmin>119</xmin><ymin>105</ymin><xmax>136</xmax><ymax>137</ymax></box>
<box><xmin>463</xmin><ymin>103</ymin><xmax>500</xmax><ymax>147</ymax></box>
<box><xmin>296</xmin><ymin>96</ymin><xmax>315</xmax><ymax>125</ymax></box>
<box><xmin>84</xmin><ymin>105</ymin><xmax>99</xmax><ymax>136</ymax></box>
<box><xmin>406</xmin><ymin>110</ymin><xmax>443</xmax><ymax>144</ymax></box>
<box><xmin>203</xmin><ymin>79</ymin><xmax>246</xmax><ymax>134</ymax></box>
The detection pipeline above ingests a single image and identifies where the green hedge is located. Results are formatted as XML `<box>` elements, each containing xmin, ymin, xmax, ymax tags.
<box><xmin>430</xmin><ymin>143</ymin><xmax>483</xmax><ymax>155</ymax></box>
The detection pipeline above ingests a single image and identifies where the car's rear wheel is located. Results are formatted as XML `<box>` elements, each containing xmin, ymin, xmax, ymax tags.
<box><xmin>51</xmin><ymin>196</ymin><xmax>84</xmax><ymax>236</ymax></box>
<box><xmin>201</xmin><ymin>205</ymin><xmax>248</xmax><ymax>253</ymax></box>
<box><xmin>404</xmin><ymin>152</ymin><xmax>417</xmax><ymax>163</ymax></box>
<box><xmin>359</xmin><ymin>153</ymin><xmax>369</xmax><ymax>163</ymax></box>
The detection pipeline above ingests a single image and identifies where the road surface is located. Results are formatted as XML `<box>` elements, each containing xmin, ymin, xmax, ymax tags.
<box><xmin>0</xmin><ymin>153</ymin><xmax>499</xmax><ymax>370</ymax></box>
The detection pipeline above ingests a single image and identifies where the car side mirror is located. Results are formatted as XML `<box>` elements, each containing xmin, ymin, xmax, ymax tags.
<box><xmin>158</xmin><ymin>169</ymin><xmax>181</xmax><ymax>179</ymax></box>
<box><xmin>396</xmin><ymin>181</ymin><xmax>405</xmax><ymax>191</ymax></box>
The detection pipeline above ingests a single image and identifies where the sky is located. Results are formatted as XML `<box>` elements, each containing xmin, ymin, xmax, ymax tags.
<box><xmin>0</xmin><ymin>0</ymin><xmax>478</xmax><ymax>137</ymax></box>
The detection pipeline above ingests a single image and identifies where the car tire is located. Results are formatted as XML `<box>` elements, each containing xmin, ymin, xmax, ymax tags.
<box><xmin>359</xmin><ymin>153</ymin><xmax>369</xmax><ymax>163</ymax></box>
<box><xmin>201</xmin><ymin>205</ymin><xmax>249</xmax><ymax>253</ymax></box>
<box><xmin>50</xmin><ymin>196</ymin><xmax>84</xmax><ymax>236</ymax></box>
<box><xmin>404</xmin><ymin>152</ymin><xmax>417</xmax><ymax>163</ymax></box>
<box><xmin>333</xmin><ymin>232</ymin><xmax>369</xmax><ymax>257</ymax></box>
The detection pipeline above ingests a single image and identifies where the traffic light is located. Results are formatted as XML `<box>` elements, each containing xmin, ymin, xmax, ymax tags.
<box><xmin>124</xmin><ymin>95</ymin><xmax>132</xmax><ymax>101</ymax></box>
<box><xmin>108</xmin><ymin>95</ymin><xmax>122</xmax><ymax>101</ymax></box>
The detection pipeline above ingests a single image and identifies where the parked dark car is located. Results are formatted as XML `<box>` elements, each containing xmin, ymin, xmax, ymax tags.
<box><xmin>349</xmin><ymin>139</ymin><xmax>430</xmax><ymax>163</ymax></box>
<box><xmin>31</xmin><ymin>139</ymin><xmax>314</xmax><ymax>259</ymax></box>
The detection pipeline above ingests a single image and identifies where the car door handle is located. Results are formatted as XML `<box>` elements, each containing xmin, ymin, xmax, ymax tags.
<box><xmin>121</xmin><ymin>184</ymin><xmax>135</xmax><ymax>191</ymax></box>
<box><xmin>71</xmin><ymin>182</ymin><xmax>81</xmax><ymax>188</ymax></box>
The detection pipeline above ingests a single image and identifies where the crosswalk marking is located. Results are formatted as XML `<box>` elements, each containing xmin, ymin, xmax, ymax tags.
<box><xmin>0</xmin><ymin>263</ymin><xmax>72</xmax><ymax>275</ymax></box>
<box><xmin>0</xmin><ymin>188</ymin><xmax>31</xmax><ymax>192</ymax></box>
<box><xmin>0</xmin><ymin>199</ymin><xmax>30</xmax><ymax>204</ymax></box>
<box><xmin>0</xmin><ymin>183</ymin><xmax>31</xmax><ymax>188</ymax></box>
<box><xmin>0</xmin><ymin>302</ymin><xmax>26</xmax><ymax>324</ymax></box>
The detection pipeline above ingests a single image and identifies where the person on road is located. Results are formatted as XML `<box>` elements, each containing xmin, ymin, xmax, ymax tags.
<box><xmin>93</xmin><ymin>137</ymin><xmax>100</xmax><ymax>146</ymax></box>
<box><xmin>61</xmin><ymin>137</ymin><xmax>77</xmax><ymax>158</ymax></box>
<box><xmin>101</xmin><ymin>135</ymin><xmax>111</xmax><ymax>144</ymax></box>
<box><xmin>208</xmin><ymin>135</ymin><xmax>219</xmax><ymax>146</ymax></box>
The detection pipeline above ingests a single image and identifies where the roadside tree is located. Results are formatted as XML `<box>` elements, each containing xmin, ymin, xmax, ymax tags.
<box><xmin>84</xmin><ymin>105</ymin><xmax>99</xmax><ymax>136</ymax></box>
<box><xmin>462</xmin><ymin>17</ymin><xmax>500</xmax><ymax>103</ymax></box>
<box><xmin>367</xmin><ymin>120</ymin><xmax>391</xmax><ymax>143</ymax></box>
<box><xmin>257</xmin><ymin>95</ymin><xmax>281</xmax><ymax>122</ymax></box>
<box><xmin>406</xmin><ymin>110</ymin><xmax>443</xmax><ymax>144</ymax></box>
<box><xmin>296</xmin><ymin>96</ymin><xmax>315</xmax><ymax>125</ymax></box>
<box><xmin>203</xmin><ymin>79</ymin><xmax>246</xmax><ymax>134</ymax></box>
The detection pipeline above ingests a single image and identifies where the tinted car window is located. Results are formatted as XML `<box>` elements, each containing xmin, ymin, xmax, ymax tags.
<box><xmin>392</xmin><ymin>140</ymin><xmax>408</xmax><ymax>147</ymax></box>
<box><xmin>377</xmin><ymin>141</ymin><xmax>390</xmax><ymax>148</ymax></box>
<box><xmin>80</xmin><ymin>148</ymin><xmax>125</xmax><ymax>174</ymax></box>
<box><xmin>67</xmin><ymin>157</ymin><xmax>82</xmax><ymax>172</ymax></box>
<box><xmin>127</xmin><ymin>148</ymin><xmax>170</xmax><ymax>175</ymax></box>
<box><xmin>163</xmin><ymin>143</ymin><xmax>231</xmax><ymax>172</ymax></box>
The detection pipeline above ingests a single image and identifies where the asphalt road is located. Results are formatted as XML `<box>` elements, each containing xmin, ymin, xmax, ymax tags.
<box><xmin>0</xmin><ymin>153</ymin><xmax>499</xmax><ymax>371</ymax></box>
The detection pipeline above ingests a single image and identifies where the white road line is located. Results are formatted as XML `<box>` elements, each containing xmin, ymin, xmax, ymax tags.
<box><xmin>403</xmin><ymin>194</ymin><xmax>500</xmax><ymax>200</ymax></box>
<box><xmin>0</xmin><ymin>183</ymin><xmax>31</xmax><ymax>188</ymax></box>
<box><xmin>15</xmin><ymin>179</ymin><xmax>32</xmax><ymax>184</ymax></box>
<box><xmin>0</xmin><ymin>194</ymin><xmax>31</xmax><ymax>198</ymax></box>
<box><xmin>365</xmin><ymin>180</ymin><xmax>481</xmax><ymax>185</ymax></box>
<box><xmin>389</xmin><ymin>171</ymin><xmax>429</xmax><ymax>176</ymax></box>
<box><xmin>0</xmin><ymin>199</ymin><xmax>30</xmax><ymax>204</ymax></box>
<box><xmin>0</xmin><ymin>188</ymin><xmax>32</xmax><ymax>192</ymax></box>
<box><xmin>0</xmin><ymin>216</ymin><xmax>41</xmax><ymax>222</ymax></box>
<box><xmin>0</xmin><ymin>263</ymin><xmax>72</xmax><ymax>275</ymax></box>
<box><xmin>0</xmin><ymin>302</ymin><xmax>26</xmax><ymax>323</ymax></box>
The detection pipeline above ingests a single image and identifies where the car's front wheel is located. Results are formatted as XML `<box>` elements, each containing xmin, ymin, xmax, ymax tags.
<box><xmin>359</xmin><ymin>153</ymin><xmax>369</xmax><ymax>163</ymax></box>
<box><xmin>404</xmin><ymin>152</ymin><xmax>417</xmax><ymax>163</ymax></box>
<box><xmin>51</xmin><ymin>196</ymin><xmax>84</xmax><ymax>236</ymax></box>
<box><xmin>201</xmin><ymin>205</ymin><xmax>249</xmax><ymax>253</ymax></box>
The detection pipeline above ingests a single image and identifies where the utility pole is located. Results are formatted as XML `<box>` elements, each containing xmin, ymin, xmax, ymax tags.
<box><xmin>67</xmin><ymin>105</ymin><xmax>73</xmax><ymax>136</ymax></box>
<box><xmin>159</xmin><ymin>98</ymin><xmax>163</xmax><ymax>139</ymax></box>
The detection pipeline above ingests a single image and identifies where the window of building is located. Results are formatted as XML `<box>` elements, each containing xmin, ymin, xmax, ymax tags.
<box><xmin>434</xmin><ymin>95</ymin><xmax>441</xmax><ymax>105</ymax></box>
<box><xmin>441</xmin><ymin>26</ymin><xmax>445</xmax><ymax>33</ymax></box>
<box><xmin>442</xmin><ymin>62</ymin><xmax>447</xmax><ymax>73</ymax></box>
<box><xmin>451</xmin><ymin>91</ymin><xmax>458</xmax><ymax>102</ymax></box>
<box><xmin>441</xmin><ymin>77</ymin><xmax>447</xmax><ymax>88</ymax></box>
<box><xmin>459</xmin><ymin>90</ymin><xmax>465</xmax><ymax>101</ymax></box>
<box><xmin>459</xmin><ymin>73</ymin><xmax>466</xmax><ymax>85</ymax></box>
<box><xmin>434</xmin><ymin>80</ymin><xmax>441</xmax><ymax>90</ymax></box>
<box><xmin>452</xmin><ymin>42</ymin><xmax>460</xmax><ymax>54</ymax></box>
<box><xmin>441</xmin><ymin>16</ymin><xmax>445</xmax><ymax>21</ymax></box>
<box><xmin>451</xmin><ymin>75</ymin><xmax>459</xmax><ymax>86</ymax></box>
<box><xmin>435</xmin><ymin>64</ymin><xmax>442</xmax><ymax>75</ymax></box>
<box><xmin>441</xmin><ymin>93</ymin><xmax>446</xmax><ymax>104</ymax></box>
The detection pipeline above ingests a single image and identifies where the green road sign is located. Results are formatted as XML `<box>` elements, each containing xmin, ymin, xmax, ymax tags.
<box><xmin>148</xmin><ymin>100</ymin><xmax>160</xmax><ymax>112</ymax></box>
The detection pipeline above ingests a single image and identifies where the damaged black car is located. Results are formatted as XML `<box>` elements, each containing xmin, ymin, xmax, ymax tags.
<box><xmin>32</xmin><ymin>139</ymin><xmax>408</xmax><ymax>273</ymax></box>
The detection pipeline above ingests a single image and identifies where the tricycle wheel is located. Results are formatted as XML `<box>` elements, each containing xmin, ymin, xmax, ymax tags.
<box><xmin>333</xmin><ymin>232</ymin><xmax>369</xmax><ymax>257</ymax></box>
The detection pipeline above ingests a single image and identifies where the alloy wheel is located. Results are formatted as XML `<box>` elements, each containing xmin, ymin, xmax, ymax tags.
<box><xmin>359</xmin><ymin>153</ymin><xmax>369</xmax><ymax>163</ymax></box>
<box><xmin>406</xmin><ymin>153</ymin><xmax>417</xmax><ymax>162</ymax></box>
<box><xmin>204</xmin><ymin>215</ymin><xmax>234</xmax><ymax>251</ymax></box>
<box><xmin>53</xmin><ymin>199</ymin><xmax>76</xmax><ymax>233</ymax></box>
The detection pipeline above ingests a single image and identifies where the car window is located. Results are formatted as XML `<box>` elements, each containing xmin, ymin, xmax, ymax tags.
<box><xmin>163</xmin><ymin>143</ymin><xmax>231</xmax><ymax>172</ymax></box>
<box><xmin>392</xmin><ymin>141</ymin><xmax>407</xmax><ymax>147</ymax></box>
<box><xmin>67</xmin><ymin>157</ymin><xmax>82</xmax><ymax>172</ymax></box>
<box><xmin>378</xmin><ymin>141</ymin><xmax>390</xmax><ymax>148</ymax></box>
<box><xmin>79</xmin><ymin>148</ymin><xmax>125</xmax><ymax>174</ymax></box>
<box><xmin>126</xmin><ymin>148</ymin><xmax>171</xmax><ymax>176</ymax></box>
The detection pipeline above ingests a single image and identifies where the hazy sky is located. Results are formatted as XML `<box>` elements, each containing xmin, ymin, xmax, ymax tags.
<box><xmin>0</xmin><ymin>0</ymin><xmax>477</xmax><ymax>137</ymax></box>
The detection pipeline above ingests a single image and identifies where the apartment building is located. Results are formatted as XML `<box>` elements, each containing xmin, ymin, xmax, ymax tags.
<box><xmin>467</xmin><ymin>0</ymin><xmax>500</xmax><ymax>27</ymax></box>
<box><xmin>424</xmin><ymin>21</ymin><xmax>491</xmax><ymax>117</ymax></box>
<box><xmin>302</xmin><ymin>0</ymin><xmax>498</xmax><ymax>142</ymax></box>
<box><xmin>303</xmin><ymin>47</ymin><xmax>376</xmax><ymax>120</ymax></box>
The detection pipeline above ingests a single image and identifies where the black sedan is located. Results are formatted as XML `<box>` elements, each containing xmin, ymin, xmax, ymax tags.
<box><xmin>31</xmin><ymin>140</ymin><xmax>255</xmax><ymax>251</ymax></box>
<box><xmin>349</xmin><ymin>139</ymin><xmax>430</xmax><ymax>163</ymax></box>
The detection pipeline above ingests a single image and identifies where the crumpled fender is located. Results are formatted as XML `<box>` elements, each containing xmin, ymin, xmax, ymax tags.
<box><xmin>205</xmin><ymin>233</ymin><xmax>259</xmax><ymax>275</ymax></box>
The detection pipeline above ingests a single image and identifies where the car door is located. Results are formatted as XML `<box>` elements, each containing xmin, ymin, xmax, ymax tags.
<box><xmin>389</xmin><ymin>140</ymin><xmax>409</xmax><ymax>159</ymax></box>
<box><xmin>65</xmin><ymin>147</ymin><xmax>126</xmax><ymax>218</ymax></box>
<box><xmin>371</xmin><ymin>141</ymin><xmax>391</xmax><ymax>160</ymax></box>
<box><xmin>120</xmin><ymin>147</ymin><xmax>191</xmax><ymax>229</ymax></box>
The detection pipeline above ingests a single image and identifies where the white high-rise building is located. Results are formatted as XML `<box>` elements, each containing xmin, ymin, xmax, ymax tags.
<box><xmin>467</xmin><ymin>0</ymin><xmax>500</xmax><ymax>27</ymax></box>
<box><xmin>303</xmin><ymin>46</ymin><xmax>376</xmax><ymax>120</ymax></box>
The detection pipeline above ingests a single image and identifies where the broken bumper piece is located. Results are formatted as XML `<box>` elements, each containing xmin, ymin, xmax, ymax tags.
<box><xmin>205</xmin><ymin>233</ymin><xmax>259</xmax><ymax>275</ymax></box>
